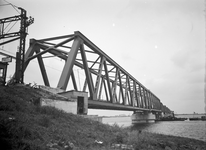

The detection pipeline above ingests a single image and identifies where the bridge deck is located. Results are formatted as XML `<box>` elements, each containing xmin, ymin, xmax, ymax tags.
<box><xmin>88</xmin><ymin>99</ymin><xmax>161</xmax><ymax>112</ymax></box>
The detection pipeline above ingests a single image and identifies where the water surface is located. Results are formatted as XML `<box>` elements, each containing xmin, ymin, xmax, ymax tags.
<box><xmin>102</xmin><ymin>116</ymin><xmax>206</xmax><ymax>142</ymax></box>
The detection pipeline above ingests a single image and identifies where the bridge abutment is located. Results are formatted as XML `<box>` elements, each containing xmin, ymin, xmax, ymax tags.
<box><xmin>131</xmin><ymin>112</ymin><xmax>156</xmax><ymax>123</ymax></box>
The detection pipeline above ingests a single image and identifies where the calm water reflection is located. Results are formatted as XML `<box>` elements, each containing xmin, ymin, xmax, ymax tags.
<box><xmin>103</xmin><ymin>117</ymin><xmax>206</xmax><ymax>142</ymax></box>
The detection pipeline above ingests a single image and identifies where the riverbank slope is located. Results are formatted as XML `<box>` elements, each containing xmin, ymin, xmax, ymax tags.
<box><xmin>0</xmin><ymin>85</ymin><xmax>205</xmax><ymax>150</ymax></box>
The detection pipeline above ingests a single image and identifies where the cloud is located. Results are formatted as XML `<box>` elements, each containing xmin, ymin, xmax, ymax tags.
<box><xmin>171</xmin><ymin>49</ymin><xmax>190</xmax><ymax>68</ymax></box>
<box><xmin>171</xmin><ymin>47</ymin><xmax>198</xmax><ymax>69</ymax></box>
<box><xmin>121</xmin><ymin>52</ymin><xmax>133</xmax><ymax>61</ymax></box>
<box><xmin>171</xmin><ymin>47</ymin><xmax>204</xmax><ymax>73</ymax></box>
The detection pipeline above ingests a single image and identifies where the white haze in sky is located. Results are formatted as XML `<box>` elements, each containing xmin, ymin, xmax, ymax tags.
<box><xmin>0</xmin><ymin>0</ymin><xmax>205</xmax><ymax>116</ymax></box>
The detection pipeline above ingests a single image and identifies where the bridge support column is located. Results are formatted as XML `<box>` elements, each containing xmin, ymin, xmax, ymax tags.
<box><xmin>131</xmin><ymin>112</ymin><xmax>156</xmax><ymax>124</ymax></box>
<box><xmin>155</xmin><ymin>112</ymin><xmax>163</xmax><ymax>120</ymax></box>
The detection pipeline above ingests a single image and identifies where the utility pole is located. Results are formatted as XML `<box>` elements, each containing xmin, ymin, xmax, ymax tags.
<box><xmin>0</xmin><ymin>7</ymin><xmax>34</xmax><ymax>84</ymax></box>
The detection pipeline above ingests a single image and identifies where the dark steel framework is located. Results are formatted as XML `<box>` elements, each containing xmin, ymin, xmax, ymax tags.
<box><xmin>0</xmin><ymin>7</ymin><xmax>34</xmax><ymax>83</ymax></box>
<box><xmin>21</xmin><ymin>31</ymin><xmax>171</xmax><ymax>113</ymax></box>
<box><xmin>0</xmin><ymin>62</ymin><xmax>8</xmax><ymax>86</ymax></box>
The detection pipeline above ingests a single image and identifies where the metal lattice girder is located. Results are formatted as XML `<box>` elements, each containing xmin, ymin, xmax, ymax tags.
<box><xmin>22</xmin><ymin>31</ymin><xmax>171</xmax><ymax>113</ymax></box>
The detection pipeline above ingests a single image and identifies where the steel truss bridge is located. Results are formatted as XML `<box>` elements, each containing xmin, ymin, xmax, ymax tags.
<box><xmin>22</xmin><ymin>31</ymin><xmax>171</xmax><ymax>114</ymax></box>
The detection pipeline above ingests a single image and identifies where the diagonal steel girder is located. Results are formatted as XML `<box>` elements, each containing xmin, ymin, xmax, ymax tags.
<box><xmin>57</xmin><ymin>36</ymin><xmax>82</xmax><ymax>90</ymax></box>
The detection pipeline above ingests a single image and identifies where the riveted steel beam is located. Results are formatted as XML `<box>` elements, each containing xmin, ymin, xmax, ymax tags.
<box><xmin>57</xmin><ymin>37</ymin><xmax>82</xmax><ymax>90</ymax></box>
<box><xmin>128</xmin><ymin>77</ymin><xmax>133</xmax><ymax>106</ymax></box>
<box><xmin>132</xmin><ymin>81</ymin><xmax>136</xmax><ymax>107</ymax></box>
<box><xmin>103</xmin><ymin>78</ymin><xmax>109</xmax><ymax>101</ymax></box>
<box><xmin>118</xmin><ymin>69</ymin><xmax>125</xmax><ymax>105</ymax></box>
<box><xmin>79</xmin><ymin>43</ymin><xmax>94</xmax><ymax>99</ymax></box>
<box><xmin>71</xmin><ymin>71</ymin><xmax>77</xmax><ymax>91</ymax></box>
<box><xmin>94</xmin><ymin>57</ymin><xmax>105</xmax><ymax>99</ymax></box>
<box><xmin>26</xmin><ymin>37</ymin><xmax>74</xmax><ymax>63</ymax></box>
<box><xmin>104</xmin><ymin>59</ymin><xmax>113</xmax><ymax>103</ymax></box>
<box><xmin>112</xmin><ymin>67</ymin><xmax>118</xmax><ymax>103</ymax></box>
<box><xmin>139</xmin><ymin>85</ymin><xmax>143</xmax><ymax>108</ymax></box>
<box><xmin>0</xmin><ymin>37</ymin><xmax>20</xmax><ymax>45</ymax></box>
<box><xmin>89</xmin><ymin>56</ymin><xmax>101</xmax><ymax>69</ymax></box>
<box><xmin>36</xmin><ymin>47</ymin><xmax>50</xmax><ymax>87</ymax></box>
<box><xmin>98</xmin><ymin>76</ymin><xmax>103</xmax><ymax>100</ymax></box>
<box><xmin>37</xmin><ymin>34</ymin><xmax>75</xmax><ymax>42</ymax></box>
<box><xmin>124</xmin><ymin>75</ymin><xmax>129</xmax><ymax>105</ymax></box>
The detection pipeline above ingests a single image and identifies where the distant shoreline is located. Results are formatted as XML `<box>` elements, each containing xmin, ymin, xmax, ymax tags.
<box><xmin>175</xmin><ymin>113</ymin><xmax>206</xmax><ymax>115</ymax></box>
<box><xmin>101</xmin><ymin>113</ymin><xmax>206</xmax><ymax>118</ymax></box>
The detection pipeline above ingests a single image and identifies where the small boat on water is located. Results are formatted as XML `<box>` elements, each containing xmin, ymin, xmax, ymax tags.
<box><xmin>189</xmin><ymin>116</ymin><xmax>206</xmax><ymax>121</ymax></box>
<box><xmin>157</xmin><ymin>116</ymin><xmax>187</xmax><ymax>121</ymax></box>
<box><xmin>189</xmin><ymin>117</ymin><xmax>200</xmax><ymax>121</ymax></box>
<box><xmin>201</xmin><ymin>115</ymin><xmax>206</xmax><ymax>121</ymax></box>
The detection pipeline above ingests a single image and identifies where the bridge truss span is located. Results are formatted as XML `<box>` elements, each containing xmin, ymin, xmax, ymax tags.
<box><xmin>22</xmin><ymin>31</ymin><xmax>171</xmax><ymax>113</ymax></box>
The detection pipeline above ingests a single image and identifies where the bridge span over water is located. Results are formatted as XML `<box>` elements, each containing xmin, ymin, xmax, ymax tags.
<box><xmin>21</xmin><ymin>31</ymin><xmax>172</xmax><ymax>119</ymax></box>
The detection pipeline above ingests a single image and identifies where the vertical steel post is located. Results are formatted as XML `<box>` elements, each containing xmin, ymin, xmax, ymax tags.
<box><xmin>80</xmin><ymin>43</ymin><xmax>94</xmax><ymax>99</ymax></box>
<box><xmin>112</xmin><ymin>68</ymin><xmax>118</xmax><ymax>103</ymax></box>
<box><xmin>104</xmin><ymin>60</ymin><xmax>113</xmax><ymax>103</ymax></box>
<box><xmin>15</xmin><ymin>8</ymin><xmax>27</xmax><ymax>83</ymax></box>
<box><xmin>128</xmin><ymin>78</ymin><xmax>133</xmax><ymax>106</ymax></box>
<box><xmin>124</xmin><ymin>76</ymin><xmax>129</xmax><ymax>105</ymax></box>
<box><xmin>103</xmin><ymin>78</ymin><xmax>109</xmax><ymax>101</ymax></box>
<box><xmin>143</xmin><ymin>88</ymin><xmax>147</xmax><ymax>108</ymax></box>
<box><xmin>118</xmin><ymin>70</ymin><xmax>125</xmax><ymax>104</ymax></box>
<box><xmin>94</xmin><ymin>57</ymin><xmax>105</xmax><ymax>99</ymax></box>
<box><xmin>139</xmin><ymin>85</ymin><xmax>144</xmax><ymax>108</ymax></box>
<box><xmin>98</xmin><ymin>77</ymin><xmax>103</xmax><ymax>100</ymax></box>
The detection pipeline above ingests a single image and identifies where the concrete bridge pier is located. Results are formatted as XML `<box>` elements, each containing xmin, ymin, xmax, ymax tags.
<box><xmin>155</xmin><ymin>112</ymin><xmax>163</xmax><ymax>120</ymax></box>
<box><xmin>131</xmin><ymin>111</ymin><xmax>156</xmax><ymax>124</ymax></box>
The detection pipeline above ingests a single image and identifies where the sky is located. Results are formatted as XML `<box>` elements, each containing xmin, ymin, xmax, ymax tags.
<box><xmin>0</xmin><ymin>0</ymin><xmax>205</xmax><ymax>116</ymax></box>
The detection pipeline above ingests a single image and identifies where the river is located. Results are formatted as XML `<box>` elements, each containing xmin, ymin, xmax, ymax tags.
<box><xmin>102</xmin><ymin>116</ymin><xmax>206</xmax><ymax>142</ymax></box>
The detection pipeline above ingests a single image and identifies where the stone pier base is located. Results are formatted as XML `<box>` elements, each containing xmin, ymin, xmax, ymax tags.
<box><xmin>131</xmin><ymin>112</ymin><xmax>156</xmax><ymax>124</ymax></box>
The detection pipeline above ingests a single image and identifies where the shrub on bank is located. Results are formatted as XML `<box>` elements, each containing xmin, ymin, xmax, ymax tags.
<box><xmin>0</xmin><ymin>85</ymin><xmax>206</xmax><ymax>150</ymax></box>
<box><xmin>0</xmin><ymin>85</ymin><xmax>128</xmax><ymax>149</ymax></box>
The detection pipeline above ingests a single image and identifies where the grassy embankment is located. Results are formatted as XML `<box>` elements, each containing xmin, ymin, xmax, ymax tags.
<box><xmin>0</xmin><ymin>85</ymin><xmax>205</xmax><ymax>150</ymax></box>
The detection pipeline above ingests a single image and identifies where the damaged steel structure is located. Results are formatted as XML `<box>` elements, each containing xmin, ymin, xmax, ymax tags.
<box><xmin>21</xmin><ymin>31</ymin><xmax>171</xmax><ymax>114</ymax></box>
